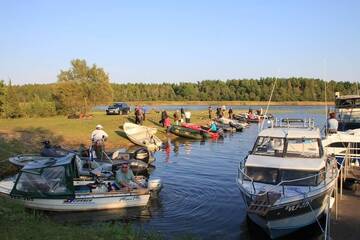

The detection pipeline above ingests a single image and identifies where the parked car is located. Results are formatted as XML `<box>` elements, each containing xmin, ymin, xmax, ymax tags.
<box><xmin>106</xmin><ymin>102</ymin><xmax>131</xmax><ymax>115</ymax></box>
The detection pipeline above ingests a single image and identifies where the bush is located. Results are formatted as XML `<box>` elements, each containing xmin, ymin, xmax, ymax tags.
<box><xmin>21</xmin><ymin>95</ymin><xmax>57</xmax><ymax>117</ymax></box>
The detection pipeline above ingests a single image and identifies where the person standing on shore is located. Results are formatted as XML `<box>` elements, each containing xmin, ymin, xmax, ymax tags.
<box><xmin>208</xmin><ymin>106</ymin><xmax>213</xmax><ymax>119</ymax></box>
<box><xmin>91</xmin><ymin>124</ymin><xmax>108</xmax><ymax>160</ymax></box>
<box><xmin>142</xmin><ymin>106</ymin><xmax>146</xmax><ymax>121</ymax></box>
<box><xmin>173</xmin><ymin>110</ymin><xmax>180</xmax><ymax>125</ymax></box>
<box><xmin>180</xmin><ymin>107</ymin><xmax>185</xmax><ymax>120</ymax></box>
<box><xmin>160</xmin><ymin>110</ymin><xmax>168</xmax><ymax>127</ymax></box>
<box><xmin>216</xmin><ymin>107</ymin><xmax>221</xmax><ymax>118</ymax></box>
<box><xmin>185</xmin><ymin>111</ymin><xmax>191</xmax><ymax>123</ymax></box>
<box><xmin>164</xmin><ymin>115</ymin><xmax>171</xmax><ymax>132</ymax></box>
<box><xmin>228</xmin><ymin>107</ymin><xmax>233</xmax><ymax>119</ymax></box>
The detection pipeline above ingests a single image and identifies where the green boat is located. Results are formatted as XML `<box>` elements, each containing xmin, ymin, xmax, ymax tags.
<box><xmin>169</xmin><ymin>125</ymin><xmax>213</xmax><ymax>139</ymax></box>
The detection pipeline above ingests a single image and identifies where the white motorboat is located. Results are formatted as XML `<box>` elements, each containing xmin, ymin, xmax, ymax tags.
<box><xmin>0</xmin><ymin>154</ymin><xmax>162</xmax><ymax>212</ymax></box>
<box><xmin>321</xmin><ymin>93</ymin><xmax>360</xmax><ymax>166</ymax></box>
<box><xmin>323</xmin><ymin>129</ymin><xmax>360</xmax><ymax>162</ymax></box>
<box><xmin>237</xmin><ymin>126</ymin><xmax>338</xmax><ymax>238</ymax></box>
<box><xmin>334</xmin><ymin>93</ymin><xmax>360</xmax><ymax>131</ymax></box>
<box><xmin>123</xmin><ymin>122</ymin><xmax>162</xmax><ymax>151</ymax></box>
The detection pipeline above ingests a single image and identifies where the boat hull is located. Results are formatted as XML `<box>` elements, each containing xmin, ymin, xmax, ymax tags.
<box><xmin>169</xmin><ymin>125</ymin><xmax>218</xmax><ymax>139</ymax></box>
<box><xmin>123</xmin><ymin>123</ymin><xmax>162</xmax><ymax>151</ymax></box>
<box><xmin>240</xmin><ymin>189</ymin><xmax>330</xmax><ymax>239</ymax></box>
<box><xmin>9</xmin><ymin>193</ymin><xmax>150</xmax><ymax>212</ymax></box>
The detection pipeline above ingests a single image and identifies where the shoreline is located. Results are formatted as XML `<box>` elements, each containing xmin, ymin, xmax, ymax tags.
<box><xmin>126</xmin><ymin>100</ymin><xmax>334</xmax><ymax>106</ymax></box>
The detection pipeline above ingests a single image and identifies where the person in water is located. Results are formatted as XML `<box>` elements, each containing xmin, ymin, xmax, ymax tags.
<box><xmin>327</xmin><ymin>112</ymin><xmax>338</xmax><ymax>133</ymax></box>
<box><xmin>91</xmin><ymin>124</ymin><xmax>108</xmax><ymax>160</ymax></box>
<box><xmin>113</xmin><ymin>162</ymin><xmax>142</xmax><ymax>190</ymax></box>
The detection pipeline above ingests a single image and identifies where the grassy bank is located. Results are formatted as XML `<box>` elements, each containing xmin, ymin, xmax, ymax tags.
<box><xmin>0</xmin><ymin>110</ymin><xmax>211</xmax><ymax>176</ymax></box>
<box><xmin>0</xmin><ymin>110</ymin><xmax>210</xmax><ymax>149</ymax></box>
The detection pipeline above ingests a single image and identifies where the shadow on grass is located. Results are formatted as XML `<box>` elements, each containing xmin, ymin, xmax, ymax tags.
<box><xmin>13</xmin><ymin>127</ymin><xmax>64</xmax><ymax>150</ymax></box>
<box><xmin>127</xmin><ymin>117</ymin><xmax>136</xmax><ymax>123</ymax></box>
<box><xmin>147</xmin><ymin>118</ymin><xmax>163</xmax><ymax>127</ymax></box>
<box><xmin>0</xmin><ymin>127</ymin><xmax>64</xmax><ymax>177</ymax></box>
<box><xmin>115</xmin><ymin>130</ymin><xmax>128</xmax><ymax>140</ymax></box>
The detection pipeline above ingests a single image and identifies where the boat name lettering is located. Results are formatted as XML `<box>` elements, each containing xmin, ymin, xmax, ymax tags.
<box><xmin>64</xmin><ymin>198</ymin><xmax>93</xmax><ymax>204</ymax></box>
<box><xmin>11</xmin><ymin>195</ymin><xmax>34</xmax><ymax>201</ymax></box>
<box><xmin>285</xmin><ymin>201</ymin><xmax>312</xmax><ymax>212</ymax></box>
<box><xmin>119</xmin><ymin>196</ymin><xmax>140</xmax><ymax>201</ymax></box>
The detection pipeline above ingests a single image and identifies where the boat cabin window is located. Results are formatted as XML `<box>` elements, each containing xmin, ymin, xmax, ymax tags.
<box><xmin>281</xmin><ymin>169</ymin><xmax>318</xmax><ymax>186</ymax></box>
<box><xmin>336</xmin><ymin>98</ymin><xmax>360</xmax><ymax>108</ymax></box>
<box><xmin>327</xmin><ymin>142</ymin><xmax>350</xmax><ymax>148</ymax></box>
<box><xmin>245</xmin><ymin>167</ymin><xmax>278</xmax><ymax>184</ymax></box>
<box><xmin>15</xmin><ymin>166</ymin><xmax>70</xmax><ymax>196</ymax></box>
<box><xmin>286</xmin><ymin>138</ymin><xmax>321</xmax><ymax>158</ymax></box>
<box><xmin>245</xmin><ymin>167</ymin><xmax>323</xmax><ymax>186</ymax></box>
<box><xmin>253</xmin><ymin>137</ymin><xmax>284</xmax><ymax>157</ymax></box>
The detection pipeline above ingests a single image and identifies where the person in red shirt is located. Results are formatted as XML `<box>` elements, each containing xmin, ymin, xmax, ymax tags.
<box><xmin>164</xmin><ymin>116</ymin><xmax>171</xmax><ymax>132</ymax></box>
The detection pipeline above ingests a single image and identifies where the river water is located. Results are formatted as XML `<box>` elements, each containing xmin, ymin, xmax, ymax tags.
<box><xmin>52</xmin><ymin>106</ymin><xmax>328</xmax><ymax>240</ymax></box>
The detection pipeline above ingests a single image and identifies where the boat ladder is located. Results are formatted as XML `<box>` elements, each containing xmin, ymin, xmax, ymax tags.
<box><xmin>247</xmin><ymin>191</ymin><xmax>281</xmax><ymax>216</ymax></box>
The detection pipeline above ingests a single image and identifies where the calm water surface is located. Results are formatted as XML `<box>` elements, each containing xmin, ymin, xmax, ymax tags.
<box><xmin>52</xmin><ymin>106</ymin><xmax>328</xmax><ymax>240</ymax></box>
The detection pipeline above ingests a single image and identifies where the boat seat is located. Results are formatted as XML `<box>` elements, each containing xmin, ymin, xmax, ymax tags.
<box><xmin>247</xmin><ymin>191</ymin><xmax>281</xmax><ymax>216</ymax></box>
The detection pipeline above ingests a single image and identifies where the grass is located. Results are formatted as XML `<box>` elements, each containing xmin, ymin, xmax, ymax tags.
<box><xmin>0</xmin><ymin>196</ymin><xmax>201</xmax><ymax>240</ymax></box>
<box><xmin>0</xmin><ymin>197</ymin><xmax>164</xmax><ymax>240</ymax></box>
<box><xmin>0</xmin><ymin>110</ymin><xmax>211</xmax><ymax>177</ymax></box>
<box><xmin>0</xmin><ymin>110</ymin><xmax>211</xmax><ymax>150</ymax></box>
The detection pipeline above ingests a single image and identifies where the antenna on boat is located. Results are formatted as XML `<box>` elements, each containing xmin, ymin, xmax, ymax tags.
<box><xmin>323</xmin><ymin>59</ymin><xmax>328</xmax><ymax>134</ymax></box>
<box><xmin>260</xmin><ymin>73</ymin><xmax>278</xmax><ymax>131</ymax></box>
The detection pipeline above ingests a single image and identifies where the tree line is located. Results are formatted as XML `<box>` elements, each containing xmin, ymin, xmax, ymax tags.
<box><xmin>0</xmin><ymin>59</ymin><xmax>359</xmax><ymax>118</ymax></box>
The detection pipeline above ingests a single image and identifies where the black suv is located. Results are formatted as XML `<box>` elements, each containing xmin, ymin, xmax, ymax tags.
<box><xmin>106</xmin><ymin>102</ymin><xmax>131</xmax><ymax>115</ymax></box>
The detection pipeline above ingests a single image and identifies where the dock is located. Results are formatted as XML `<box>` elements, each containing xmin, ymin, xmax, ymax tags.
<box><xmin>331</xmin><ymin>189</ymin><xmax>360</xmax><ymax>239</ymax></box>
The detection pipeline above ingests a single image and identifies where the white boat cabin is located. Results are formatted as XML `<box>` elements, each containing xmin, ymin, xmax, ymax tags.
<box><xmin>244</xmin><ymin>128</ymin><xmax>325</xmax><ymax>186</ymax></box>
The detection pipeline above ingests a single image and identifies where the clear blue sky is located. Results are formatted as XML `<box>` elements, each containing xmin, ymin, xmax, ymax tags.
<box><xmin>0</xmin><ymin>0</ymin><xmax>359</xmax><ymax>84</ymax></box>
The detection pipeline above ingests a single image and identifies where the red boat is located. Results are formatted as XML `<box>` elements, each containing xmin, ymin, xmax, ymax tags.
<box><xmin>181</xmin><ymin>123</ymin><xmax>220</xmax><ymax>139</ymax></box>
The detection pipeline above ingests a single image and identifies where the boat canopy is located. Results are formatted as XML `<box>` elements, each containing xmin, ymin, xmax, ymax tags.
<box><xmin>10</xmin><ymin>154</ymin><xmax>78</xmax><ymax>199</ymax></box>
<box><xmin>245</xmin><ymin>154</ymin><xmax>325</xmax><ymax>171</ymax></box>
<box><xmin>258</xmin><ymin>128</ymin><xmax>321</xmax><ymax>139</ymax></box>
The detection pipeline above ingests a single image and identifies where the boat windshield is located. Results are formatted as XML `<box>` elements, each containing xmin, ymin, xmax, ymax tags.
<box><xmin>14</xmin><ymin>166</ymin><xmax>72</xmax><ymax>197</ymax></box>
<box><xmin>286</xmin><ymin>138</ymin><xmax>321</xmax><ymax>158</ymax></box>
<box><xmin>253</xmin><ymin>137</ymin><xmax>321</xmax><ymax>158</ymax></box>
<box><xmin>253</xmin><ymin>137</ymin><xmax>284</xmax><ymax>157</ymax></box>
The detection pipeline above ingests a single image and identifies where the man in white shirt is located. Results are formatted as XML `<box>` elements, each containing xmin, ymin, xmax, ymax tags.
<box><xmin>327</xmin><ymin>112</ymin><xmax>338</xmax><ymax>134</ymax></box>
<box><xmin>91</xmin><ymin>124</ymin><xmax>108</xmax><ymax>159</ymax></box>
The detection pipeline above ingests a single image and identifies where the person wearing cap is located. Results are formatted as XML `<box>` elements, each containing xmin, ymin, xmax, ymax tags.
<box><xmin>327</xmin><ymin>112</ymin><xmax>338</xmax><ymax>134</ymax></box>
<box><xmin>114</xmin><ymin>162</ymin><xmax>141</xmax><ymax>190</ymax></box>
<box><xmin>91</xmin><ymin>124</ymin><xmax>109</xmax><ymax>160</ymax></box>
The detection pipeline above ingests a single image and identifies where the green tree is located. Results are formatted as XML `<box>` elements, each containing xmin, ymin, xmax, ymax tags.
<box><xmin>54</xmin><ymin>59</ymin><xmax>113</xmax><ymax>115</ymax></box>
<box><xmin>3</xmin><ymin>81</ymin><xmax>22</xmax><ymax>118</ymax></box>
<box><xmin>0</xmin><ymin>80</ymin><xmax>5</xmax><ymax>115</ymax></box>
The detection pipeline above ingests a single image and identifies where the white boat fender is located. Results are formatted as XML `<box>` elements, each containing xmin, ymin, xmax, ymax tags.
<box><xmin>148</xmin><ymin>178</ymin><xmax>162</xmax><ymax>191</ymax></box>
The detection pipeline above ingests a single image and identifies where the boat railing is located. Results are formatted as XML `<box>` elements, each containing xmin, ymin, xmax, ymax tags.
<box><xmin>270</xmin><ymin>118</ymin><xmax>316</xmax><ymax>129</ymax></box>
<box><xmin>237</xmin><ymin>158</ymin><xmax>338</xmax><ymax>203</ymax></box>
